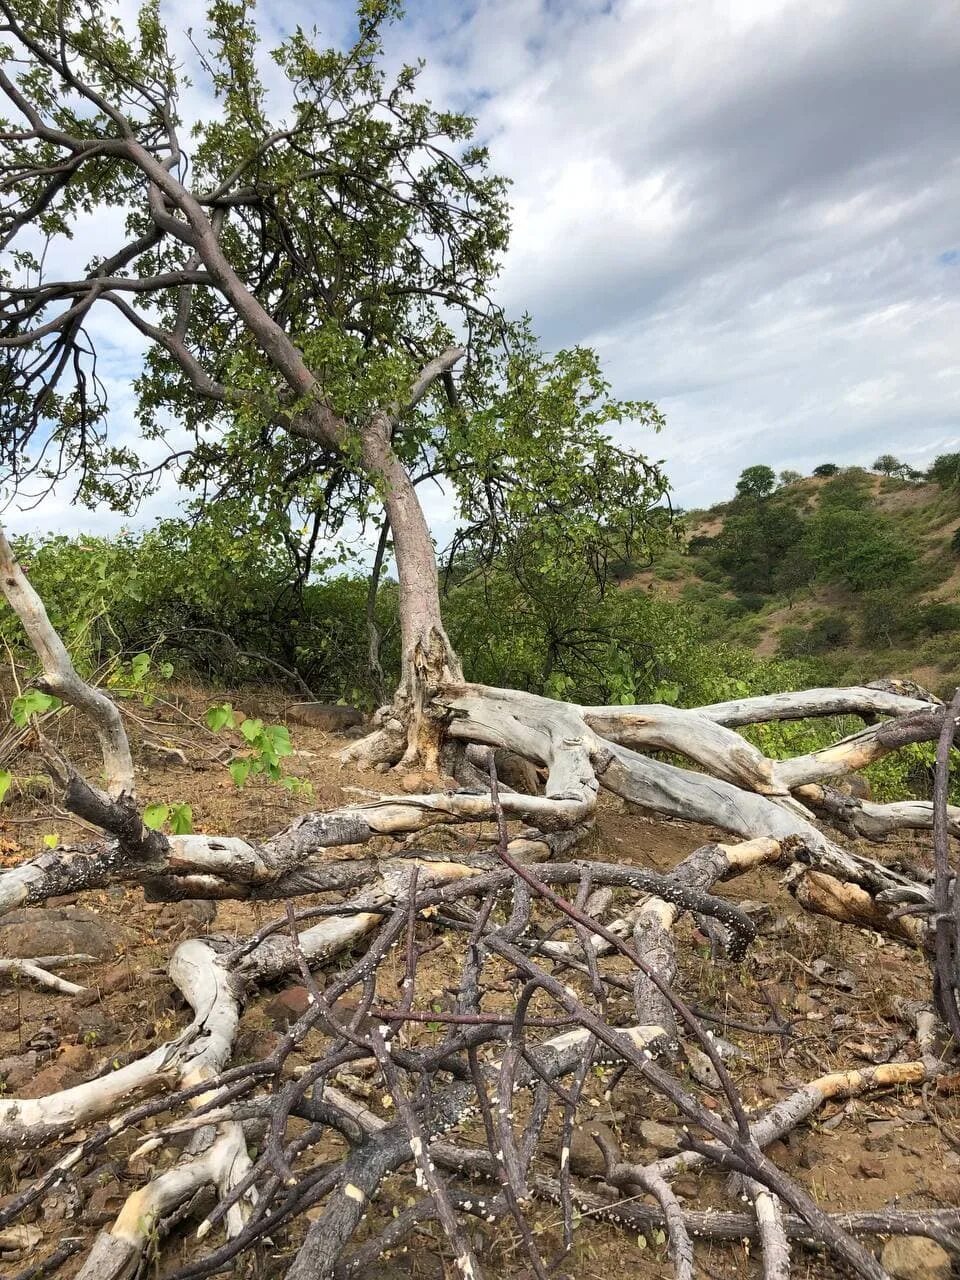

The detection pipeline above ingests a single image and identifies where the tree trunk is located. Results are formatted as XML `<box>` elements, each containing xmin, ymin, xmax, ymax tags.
<box><xmin>350</xmin><ymin>415</ymin><xmax>463</xmax><ymax>771</ymax></box>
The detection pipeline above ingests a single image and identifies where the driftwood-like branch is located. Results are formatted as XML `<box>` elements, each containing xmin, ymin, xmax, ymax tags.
<box><xmin>0</xmin><ymin>528</ymin><xmax>134</xmax><ymax>796</ymax></box>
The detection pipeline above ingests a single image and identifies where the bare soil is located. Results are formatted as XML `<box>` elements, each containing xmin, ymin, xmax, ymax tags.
<box><xmin>0</xmin><ymin>685</ymin><xmax>957</xmax><ymax>1279</ymax></box>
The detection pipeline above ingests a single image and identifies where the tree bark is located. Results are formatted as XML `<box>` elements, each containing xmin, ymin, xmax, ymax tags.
<box><xmin>355</xmin><ymin>413</ymin><xmax>463</xmax><ymax>770</ymax></box>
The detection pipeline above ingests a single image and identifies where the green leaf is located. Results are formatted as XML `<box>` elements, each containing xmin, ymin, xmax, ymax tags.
<box><xmin>142</xmin><ymin>803</ymin><xmax>170</xmax><ymax>830</ymax></box>
<box><xmin>169</xmin><ymin>803</ymin><xmax>193</xmax><ymax>835</ymax></box>
<box><xmin>0</xmin><ymin>771</ymin><xmax>11</xmax><ymax>804</ymax></box>
<box><xmin>262</xmin><ymin>724</ymin><xmax>292</xmax><ymax>757</ymax></box>
<box><xmin>206</xmin><ymin>703</ymin><xmax>236</xmax><ymax>733</ymax></box>
<box><xmin>11</xmin><ymin>690</ymin><xmax>62</xmax><ymax>727</ymax></box>
<box><xmin>240</xmin><ymin>718</ymin><xmax>264</xmax><ymax>743</ymax></box>
<box><xmin>228</xmin><ymin>759</ymin><xmax>252</xmax><ymax>787</ymax></box>
<box><xmin>158</xmin><ymin>661</ymin><xmax>174</xmax><ymax>679</ymax></box>
<box><xmin>130</xmin><ymin>652</ymin><xmax>151</xmax><ymax>681</ymax></box>
<box><xmin>42</xmin><ymin>833</ymin><xmax>59</xmax><ymax>848</ymax></box>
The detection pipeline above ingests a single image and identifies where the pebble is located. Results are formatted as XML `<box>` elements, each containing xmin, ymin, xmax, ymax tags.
<box><xmin>881</xmin><ymin>1236</ymin><xmax>952</xmax><ymax>1280</ymax></box>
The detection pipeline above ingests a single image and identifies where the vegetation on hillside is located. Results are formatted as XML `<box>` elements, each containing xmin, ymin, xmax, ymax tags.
<box><xmin>644</xmin><ymin>455</ymin><xmax>960</xmax><ymax>688</ymax></box>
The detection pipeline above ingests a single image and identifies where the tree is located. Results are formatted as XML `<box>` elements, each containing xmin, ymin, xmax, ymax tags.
<box><xmin>805</xmin><ymin>508</ymin><xmax>917</xmax><ymax>592</ymax></box>
<box><xmin>735</xmin><ymin>464</ymin><xmax>776</xmax><ymax>500</ymax></box>
<box><xmin>872</xmin><ymin>454</ymin><xmax>903</xmax><ymax>476</ymax></box>
<box><xmin>2</xmin><ymin>11</ymin><xmax>960</xmax><ymax>1277</ymax></box>
<box><xmin>929</xmin><ymin>453</ymin><xmax>960</xmax><ymax>489</ymax></box>
<box><xmin>0</xmin><ymin>0</ymin><xmax>667</xmax><ymax>768</ymax></box>
<box><xmin>710</xmin><ymin>499</ymin><xmax>805</xmax><ymax>593</ymax></box>
<box><xmin>813</xmin><ymin>463</ymin><xmax>840</xmax><ymax>477</ymax></box>
<box><xmin>778</xmin><ymin>469</ymin><xmax>803</xmax><ymax>487</ymax></box>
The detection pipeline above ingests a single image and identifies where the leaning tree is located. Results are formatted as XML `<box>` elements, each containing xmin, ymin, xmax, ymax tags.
<box><xmin>1</xmin><ymin>3</ymin><xmax>960</xmax><ymax>1280</ymax></box>
<box><xmin>0</xmin><ymin>0</ymin><xmax>669</xmax><ymax>767</ymax></box>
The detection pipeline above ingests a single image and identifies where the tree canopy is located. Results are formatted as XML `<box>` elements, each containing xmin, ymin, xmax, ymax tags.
<box><xmin>0</xmin><ymin>0</ymin><xmax>668</xmax><ymax>607</ymax></box>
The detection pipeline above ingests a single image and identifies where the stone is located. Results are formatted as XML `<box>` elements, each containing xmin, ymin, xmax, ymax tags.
<box><xmin>564</xmin><ymin>1119</ymin><xmax>618</xmax><ymax>1177</ymax></box>
<box><xmin>636</xmin><ymin>1120</ymin><xmax>679</xmax><ymax>1154</ymax></box>
<box><xmin>142</xmin><ymin>740</ymin><xmax>188</xmax><ymax>766</ymax></box>
<box><xmin>0</xmin><ymin>1051</ymin><xmax>40</xmax><ymax>1090</ymax></box>
<box><xmin>673</xmin><ymin>1176</ymin><xmax>700</xmax><ymax>1200</ymax></box>
<box><xmin>881</xmin><ymin>1236</ymin><xmax>952</xmax><ymax>1280</ymax></box>
<box><xmin>0</xmin><ymin>907</ymin><xmax>129</xmax><ymax>960</ymax></box>
<box><xmin>400</xmin><ymin>771</ymin><xmax>426</xmax><ymax>794</ymax></box>
<box><xmin>842</xmin><ymin>773</ymin><xmax>873</xmax><ymax>801</ymax></box>
<box><xmin>264</xmin><ymin>985</ymin><xmax>316</xmax><ymax>1027</ymax></box>
<box><xmin>493</xmin><ymin>748</ymin><xmax>541</xmax><ymax>795</ymax></box>
<box><xmin>58</xmin><ymin>1043</ymin><xmax>94</xmax><ymax>1072</ymax></box>
<box><xmin>858</xmin><ymin>1157</ymin><xmax>885</xmax><ymax>1179</ymax></box>
<box><xmin>287</xmin><ymin>703</ymin><xmax>364</xmax><ymax>732</ymax></box>
<box><xmin>59</xmin><ymin>1006</ymin><xmax>116</xmax><ymax>1045</ymax></box>
<box><xmin>83</xmin><ymin>1179</ymin><xmax>125</xmax><ymax>1225</ymax></box>
<box><xmin>18</xmin><ymin>1061</ymin><xmax>84</xmax><ymax>1098</ymax></box>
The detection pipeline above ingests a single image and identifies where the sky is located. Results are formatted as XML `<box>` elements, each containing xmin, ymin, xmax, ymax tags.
<box><xmin>4</xmin><ymin>0</ymin><xmax>960</xmax><ymax>542</ymax></box>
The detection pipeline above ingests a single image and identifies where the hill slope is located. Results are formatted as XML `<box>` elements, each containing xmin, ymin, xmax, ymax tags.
<box><xmin>633</xmin><ymin>469</ymin><xmax>960</xmax><ymax>695</ymax></box>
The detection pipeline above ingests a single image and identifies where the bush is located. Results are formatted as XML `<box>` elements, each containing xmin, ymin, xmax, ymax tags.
<box><xmin>777</xmin><ymin>613</ymin><xmax>851</xmax><ymax>657</ymax></box>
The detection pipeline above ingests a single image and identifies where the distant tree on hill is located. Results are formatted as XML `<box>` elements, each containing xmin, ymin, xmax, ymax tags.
<box><xmin>711</xmin><ymin>501</ymin><xmax>805</xmax><ymax>593</ymax></box>
<box><xmin>873</xmin><ymin>454</ymin><xmax>903</xmax><ymax>476</ymax></box>
<box><xmin>806</xmin><ymin>508</ymin><xmax>917</xmax><ymax>592</ymax></box>
<box><xmin>929</xmin><ymin>453</ymin><xmax>960</xmax><ymax>489</ymax></box>
<box><xmin>778</xmin><ymin>469</ymin><xmax>803</xmax><ymax>487</ymax></box>
<box><xmin>735</xmin><ymin>465</ymin><xmax>777</xmax><ymax>500</ymax></box>
<box><xmin>813</xmin><ymin>463</ymin><xmax>840</xmax><ymax>477</ymax></box>
<box><xmin>952</xmin><ymin>527</ymin><xmax>960</xmax><ymax>555</ymax></box>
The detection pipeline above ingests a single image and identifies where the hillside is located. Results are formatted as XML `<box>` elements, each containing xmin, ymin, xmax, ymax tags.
<box><xmin>631</xmin><ymin>466</ymin><xmax>960</xmax><ymax>696</ymax></box>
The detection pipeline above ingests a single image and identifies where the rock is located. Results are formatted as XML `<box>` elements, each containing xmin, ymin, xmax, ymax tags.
<box><xmin>236</xmin><ymin>1028</ymin><xmax>284</xmax><ymax>1062</ymax></box>
<box><xmin>0</xmin><ymin>1051</ymin><xmax>40</xmax><ymax>1090</ymax></box>
<box><xmin>858</xmin><ymin>1157</ymin><xmax>885</xmax><ymax>1179</ymax></box>
<box><xmin>287</xmin><ymin>703</ymin><xmax>364</xmax><ymax>732</ymax></box>
<box><xmin>264</xmin><ymin>985</ymin><xmax>316</xmax><ymax>1027</ymax></box>
<box><xmin>142</xmin><ymin>740</ymin><xmax>189</xmax><ymax>766</ymax></box>
<box><xmin>673</xmin><ymin>1176</ymin><xmax>701</xmax><ymax>1200</ymax></box>
<box><xmin>636</xmin><ymin>1120</ymin><xmax>679</xmax><ymax>1154</ymax></box>
<box><xmin>374</xmin><ymin>762</ymin><xmax>391</xmax><ymax>774</ymax></box>
<box><xmin>0</xmin><ymin>907</ymin><xmax>129</xmax><ymax>960</ymax></box>
<box><xmin>58</xmin><ymin>1043</ymin><xmax>94</xmax><ymax>1072</ymax></box>
<box><xmin>493</xmin><ymin>748</ymin><xmax>541</xmax><ymax>795</ymax></box>
<box><xmin>156</xmin><ymin>900</ymin><xmax>217</xmax><ymax>936</ymax></box>
<box><xmin>564</xmin><ymin>1119</ymin><xmax>618</xmax><ymax>1177</ymax></box>
<box><xmin>83</xmin><ymin>1179</ymin><xmax>125</xmax><ymax>1225</ymax></box>
<box><xmin>18</xmin><ymin>1061</ymin><xmax>84</xmax><ymax>1098</ymax></box>
<box><xmin>59</xmin><ymin>1006</ymin><xmax>116</xmax><ymax>1045</ymax></box>
<box><xmin>401</xmin><ymin>771</ymin><xmax>426</xmax><ymax>794</ymax></box>
<box><xmin>881</xmin><ymin>1236</ymin><xmax>952</xmax><ymax>1280</ymax></box>
<box><xmin>842</xmin><ymin>773</ymin><xmax>873</xmax><ymax>801</ymax></box>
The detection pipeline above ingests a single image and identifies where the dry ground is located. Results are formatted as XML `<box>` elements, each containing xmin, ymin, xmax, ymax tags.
<box><xmin>0</xmin><ymin>684</ymin><xmax>957</xmax><ymax>1279</ymax></box>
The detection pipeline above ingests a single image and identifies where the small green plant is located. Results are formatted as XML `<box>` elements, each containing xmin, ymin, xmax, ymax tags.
<box><xmin>205</xmin><ymin>703</ymin><xmax>311</xmax><ymax>797</ymax></box>
<box><xmin>10</xmin><ymin>689</ymin><xmax>62</xmax><ymax>726</ymax></box>
<box><xmin>142</xmin><ymin>802</ymin><xmax>194</xmax><ymax>834</ymax></box>
<box><xmin>105</xmin><ymin>650</ymin><xmax>173</xmax><ymax>706</ymax></box>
